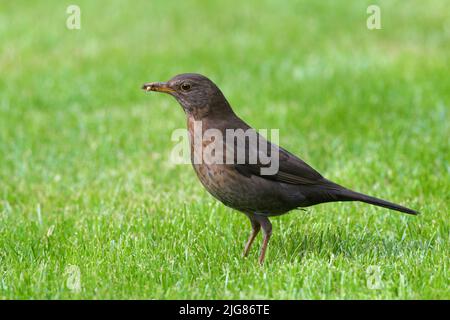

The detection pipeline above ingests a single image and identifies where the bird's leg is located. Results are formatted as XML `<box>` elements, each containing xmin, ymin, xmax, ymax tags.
<box><xmin>243</xmin><ymin>213</ymin><xmax>261</xmax><ymax>257</ymax></box>
<box><xmin>254</xmin><ymin>215</ymin><xmax>272</xmax><ymax>265</ymax></box>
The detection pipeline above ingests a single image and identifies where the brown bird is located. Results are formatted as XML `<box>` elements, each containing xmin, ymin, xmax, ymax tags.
<box><xmin>142</xmin><ymin>73</ymin><xmax>418</xmax><ymax>264</ymax></box>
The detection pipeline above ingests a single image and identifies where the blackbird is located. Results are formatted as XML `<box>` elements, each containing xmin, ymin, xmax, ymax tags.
<box><xmin>142</xmin><ymin>73</ymin><xmax>418</xmax><ymax>264</ymax></box>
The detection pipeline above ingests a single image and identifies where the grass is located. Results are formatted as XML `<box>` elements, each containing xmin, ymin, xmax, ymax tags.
<box><xmin>0</xmin><ymin>0</ymin><xmax>449</xmax><ymax>299</ymax></box>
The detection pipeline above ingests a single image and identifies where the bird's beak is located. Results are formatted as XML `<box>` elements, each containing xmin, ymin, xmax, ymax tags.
<box><xmin>141</xmin><ymin>82</ymin><xmax>175</xmax><ymax>94</ymax></box>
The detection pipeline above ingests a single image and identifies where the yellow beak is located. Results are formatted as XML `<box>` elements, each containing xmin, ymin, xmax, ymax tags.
<box><xmin>141</xmin><ymin>82</ymin><xmax>175</xmax><ymax>94</ymax></box>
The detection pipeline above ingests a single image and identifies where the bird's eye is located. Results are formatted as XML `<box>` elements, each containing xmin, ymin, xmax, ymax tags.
<box><xmin>181</xmin><ymin>83</ymin><xmax>191</xmax><ymax>91</ymax></box>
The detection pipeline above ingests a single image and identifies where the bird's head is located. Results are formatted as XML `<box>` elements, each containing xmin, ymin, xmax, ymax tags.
<box><xmin>142</xmin><ymin>73</ymin><xmax>233</xmax><ymax>119</ymax></box>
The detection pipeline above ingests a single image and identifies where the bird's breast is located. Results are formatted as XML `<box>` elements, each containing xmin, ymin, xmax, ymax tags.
<box><xmin>186</xmin><ymin>117</ymin><xmax>250</xmax><ymax>208</ymax></box>
<box><xmin>185</xmin><ymin>117</ymin><xmax>302</xmax><ymax>215</ymax></box>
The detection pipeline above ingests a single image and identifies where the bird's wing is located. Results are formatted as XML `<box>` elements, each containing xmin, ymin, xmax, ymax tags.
<box><xmin>229</xmin><ymin>132</ymin><xmax>327</xmax><ymax>185</ymax></box>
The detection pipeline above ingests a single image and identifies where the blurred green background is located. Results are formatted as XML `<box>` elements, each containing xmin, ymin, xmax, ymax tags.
<box><xmin>0</xmin><ymin>0</ymin><xmax>448</xmax><ymax>299</ymax></box>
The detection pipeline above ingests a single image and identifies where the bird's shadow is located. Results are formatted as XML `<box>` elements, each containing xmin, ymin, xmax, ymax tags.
<box><xmin>269</xmin><ymin>223</ymin><xmax>425</xmax><ymax>263</ymax></box>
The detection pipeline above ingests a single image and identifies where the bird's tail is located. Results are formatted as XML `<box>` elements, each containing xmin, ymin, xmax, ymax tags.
<box><xmin>336</xmin><ymin>189</ymin><xmax>419</xmax><ymax>215</ymax></box>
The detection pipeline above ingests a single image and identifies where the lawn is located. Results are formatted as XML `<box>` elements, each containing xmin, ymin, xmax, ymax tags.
<box><xmin>0</xmin><ymin>0</ymin><xmax>448</xmax><ymax>299</ymax></box>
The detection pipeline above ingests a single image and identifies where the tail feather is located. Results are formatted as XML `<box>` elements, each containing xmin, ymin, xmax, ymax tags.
<box><xmin>337</xmin><ymin>189</ymin><xmax>419</xmax><ymax>215</ymax></box>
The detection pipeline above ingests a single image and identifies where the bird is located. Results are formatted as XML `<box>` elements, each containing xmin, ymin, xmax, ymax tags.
<box><xmin>142</xmin><ymin>73</ymin><xmax>418</xmax><ymax>264</ymax></box>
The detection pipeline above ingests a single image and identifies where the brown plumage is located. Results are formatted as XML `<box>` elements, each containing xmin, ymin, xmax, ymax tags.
<box><xmin>142</xmin><ymin>73</ymin><xmax>418</xmax><ymax>264</ymax></box>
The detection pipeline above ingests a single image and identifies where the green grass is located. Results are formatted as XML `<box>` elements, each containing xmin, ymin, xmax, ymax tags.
<box><xmin>0</xmin><ymin>0</ymin><xmax>449</xmax><ymax>299</ymax></box>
